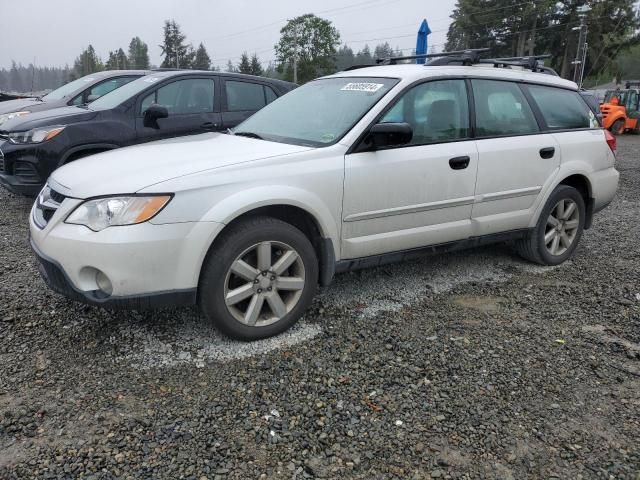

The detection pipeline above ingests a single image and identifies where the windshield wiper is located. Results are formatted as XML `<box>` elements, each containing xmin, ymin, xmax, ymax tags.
<box><xmin>234</xmin><ymin>131</ymin><xmax>264</xmax><ymax>140</ymax></box>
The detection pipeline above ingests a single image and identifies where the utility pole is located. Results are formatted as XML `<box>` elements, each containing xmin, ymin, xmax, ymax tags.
<box><xmin>571</xmin><ymin>4</ymin><xmax>591</xmax><ymax>87</ymax></box>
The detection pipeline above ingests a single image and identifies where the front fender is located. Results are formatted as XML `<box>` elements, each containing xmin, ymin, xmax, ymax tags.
<box><xmin>201</xmin><ymin>184</ymin><xmax>340</xmax><ymax>254</ymax></box>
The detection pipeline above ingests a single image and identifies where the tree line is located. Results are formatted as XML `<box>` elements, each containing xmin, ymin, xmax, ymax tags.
<box><xmin>446</xmin><ymin>0</ymin><xmax>639</xmax><ymax>85</ymax></box>
<box><xmin>3</xmin><ymin>4</ymin><xmax>638</xmax><ymax>93</ymax></box>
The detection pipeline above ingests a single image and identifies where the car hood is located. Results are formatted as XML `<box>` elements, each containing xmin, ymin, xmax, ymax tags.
<box><xmin>50</xmin><ymin>133</ymin><xmax>314</xmax><ymax>198</ymax></box>
<box><xmin>0</xmin><ymin>105</ymin><xmax>96</xmax><ymax>132</ymax></box>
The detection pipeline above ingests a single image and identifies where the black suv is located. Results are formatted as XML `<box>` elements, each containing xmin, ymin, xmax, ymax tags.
<box><xmin>0</xmin><ymin>71</ymin><xmax>296</xmax><ymax>195</ymax></box>
<box><xmin>0</xmin><ymin>71</ymin><xmax>148</xmax><ymax>123</ymax></box>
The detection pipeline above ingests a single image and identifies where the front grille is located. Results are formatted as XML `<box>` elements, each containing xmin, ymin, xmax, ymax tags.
<box><xmin>49</xmin><ymin>189</ymin><xmax>66</xmax><ymax>204</ymax></box>
<box><xmin>0</xmin><ymin>148</ymin><xmax>4</xmax><ymax>173</ymax></box>
<box><xmin>14</xmin><ymin>161</ymin><xmax>40</xmax><ymax>184</ymax></box>
<box><xmin>33</xmin><ymin>184</ymin><xmax>65</xmax><ymax>229</ymax></box>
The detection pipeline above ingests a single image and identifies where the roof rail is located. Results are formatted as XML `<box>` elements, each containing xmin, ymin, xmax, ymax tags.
<box><xmin>373</xmin><ymin>49</ymin><xmax>558</xmax><ymax>76</ymax></box>
<box><xmin>625</xmin><ymin>81</ymin><xmax>640</xmax><ymax>89</ymax></box>
<box><xmin>376</xmin><ymin>48</ymin><xmax>490</xmax><ymax>66</ymax></box>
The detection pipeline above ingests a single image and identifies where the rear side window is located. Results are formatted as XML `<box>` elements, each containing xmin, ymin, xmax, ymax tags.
<box><xmin>526</xmin><ymin>85</ymin><xmax>596</xmax><ymax>129</ymax></box>
<box><xmin>225</xmin><ymin>81</ymin><xmax>266</xmax><ymax>111</ymax></box>
<box><xmin>472</xmin><ymin>79</ymin><xmax>539</xmax><ymax>137</ymax></box>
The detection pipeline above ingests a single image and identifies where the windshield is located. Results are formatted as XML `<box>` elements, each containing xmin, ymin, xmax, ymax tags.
<box><xmin>42</xmin><ymin>75</ymin><xmax>100</xmax><ymax>100</ymax></box>
<box><xmin>604</xmin><ymin>90</ymin><xmax>627</xmax><ymax>104</ymax></box>
<box><xmin>234</xmin><ymin>77</ymin><xmax>399</xmax><ymax>147</ymax></box>
<box><xmin>89</xmin><ymin>75</ymin><xmax>163</xmax><ymax>111</ymax></box>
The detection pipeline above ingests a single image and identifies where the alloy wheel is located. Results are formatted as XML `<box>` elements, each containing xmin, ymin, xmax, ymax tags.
<box><xmin>223</xmin><ymin>241</ymin><xmax>306</xmax><ymax>327</ymax></box>
<box><xmin>544</xmin><ymin>199</ymin><xmax>580</xmax><ymax>256</ymax></box>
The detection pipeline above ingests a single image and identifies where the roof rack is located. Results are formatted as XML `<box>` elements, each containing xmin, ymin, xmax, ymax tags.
<box><xmin>369</xmin><ymin>49</ymin><xmax>558</xmax><ymax>76</ymax></box>
<box><xmin>376</xmin><ymin>48</ymin><xmax>490</xmax><ymax>66</ymax></box>
<box><xmin>625</xmin><ymin>81</ymin><xmax>640</xmax><ymax>89</ymax></box>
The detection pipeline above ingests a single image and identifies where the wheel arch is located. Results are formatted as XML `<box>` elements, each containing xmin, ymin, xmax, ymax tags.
<box><xmin>59</xmin><ymin>143</ymin><xmax>120</xmax><ymax>167</ymax></box>
<box><xmin>198</xmin><ymin>197</ymin><xmax>339</xmax><ymax>288</ymax></box>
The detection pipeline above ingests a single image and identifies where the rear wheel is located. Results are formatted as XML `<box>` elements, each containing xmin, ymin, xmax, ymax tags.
<box><xmin>199</xmin><ymin>217</ymin><xmax>318</xmax><ymax>340</ymax></box>
<box><xmin>611</xmin><ymin>119</ymin><xmax>626</xmax><ymax>135</ymax></box>
<box><xmin>514</xmin><ymin>185</ymin><xmax>585</xmax><ymax>266</ymax></box>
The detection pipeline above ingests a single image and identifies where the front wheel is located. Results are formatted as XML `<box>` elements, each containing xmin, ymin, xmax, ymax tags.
<box><xmin>514</xmin><ymin>185</ymin><xmax>585</xmax><ymax>266</ymax></box>
<box><xmin>199</xmin><ymin>217</ymin><xmax>318</xmax><ymax>341</ymax></box>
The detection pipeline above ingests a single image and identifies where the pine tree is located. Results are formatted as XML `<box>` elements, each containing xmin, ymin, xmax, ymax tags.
<box><xmin>226</xmin><ymin>60</ymin><xmax>236</xmax><ymax>73</ymax></box>
<box><xmin>193</xmin><ymin>43</ymin><xmax>212</xmax><ymax>70</ymax></box>
<box><xmin>250</xmin><ymin>53</ymin><xmax>263</xmax><ymax>76</ymax></box>
<box><xmin>128</xmin><ymin>37</ymin><xmax>150</xmax><ymax>69</ymax></box>
<box><xmin>160</xmin><ymin>20</ymin><xmax>195</xmax><ymax>68</ymax></box>
<box><xmin>72</xmin><ymin>45</ymin><xmax>103</xmax><ymax>79</ymax></box>
<box><xmin>238</xmin><ymin>52</ymin><xmax>252</xmax><ymax>74</ymax></box>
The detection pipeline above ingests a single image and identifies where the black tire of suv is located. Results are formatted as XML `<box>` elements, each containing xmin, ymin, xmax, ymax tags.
<box><xmin>514</xmin><ymin>185</ymin><xmax>586</xmax><ymax>266</ymax></box>
<box><xmin>199</xmin><ymin>216</ymin><xmax>319</xmax><ymax>341</ymax></box>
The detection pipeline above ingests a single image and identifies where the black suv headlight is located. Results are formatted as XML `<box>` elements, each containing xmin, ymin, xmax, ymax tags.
<box><xmin>8</xmin><ymin>126</ymin><xmax>65</xmax><ymax>144</ymax></box>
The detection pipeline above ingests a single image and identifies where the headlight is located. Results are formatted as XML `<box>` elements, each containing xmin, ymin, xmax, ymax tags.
<box><xmin>0</xmin><ymin>111</ymin><xmax>30</xmax><ymax>126</ymax></box>
<box><xmin>65</xmin><ymin>195</ymin><xmax>172</xmax><ymax>231</ymax></box>
<box><xmin>8</xmin><ymin>125</ymin><xmax>65</xmax><ymax>144</ymax></box>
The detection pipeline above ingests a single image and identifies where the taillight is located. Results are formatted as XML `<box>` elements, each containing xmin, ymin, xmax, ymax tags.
<box><xmin>604</xmin><ymin>129</ymin><xmax>616</xmax><ymax>154</ymax></box>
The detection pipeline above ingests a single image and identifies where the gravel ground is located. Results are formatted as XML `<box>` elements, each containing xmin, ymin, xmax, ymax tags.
<box><xmin>1</xmin><ymin>136</ymin><xmax>639</xmax><ymax>479</ymax></box>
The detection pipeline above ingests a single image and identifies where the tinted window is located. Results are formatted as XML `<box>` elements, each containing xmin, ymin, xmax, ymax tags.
<box><xmin>381</xmin><ymin>79</ymin><xmax>469</xmax><ymax>144</ymax></box>
<box><xmin>472</xmin><ymin>80</ymin><xmax>538</xmax><ymax>136</ymax></box>
<box><xmin>225</xmin><ymin>81</ymin><xmax>266</xmax><ymax>111</ymax></box>
<box><xmin>527</xmin><ymin>85</ymin><xmax>595</xmax><ymax>129</ymax></box>
<box><xmin>71</xmin><ymin>77</ymin><xmax>137</xmax><ymax>105</ymax></box>
<box><xmin>141</xmin><ymin>78</ymin><xmax>215</xmax><ymax>115</ymax></box>
<box><xmin>265</xmin><ymin>86</ymin><xmax>278</xmax><ymax>104</ymax></box>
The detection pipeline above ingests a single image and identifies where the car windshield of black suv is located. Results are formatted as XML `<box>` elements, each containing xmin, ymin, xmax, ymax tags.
<box><xmin>88</xmin><ymin>76</ymin><xmax>163</xmax><ymax>111</ymax></box>
<box><xmin>234</xmin><ymin>77</ymin><xmax>399</xmax><ymax>147</ymax></box>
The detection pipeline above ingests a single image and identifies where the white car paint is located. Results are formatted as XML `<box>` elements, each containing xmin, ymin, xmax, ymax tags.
<box><xmin>30</xmin><ymin>63</ymin><xmax>619</xmax><ymax>306</ymax></box>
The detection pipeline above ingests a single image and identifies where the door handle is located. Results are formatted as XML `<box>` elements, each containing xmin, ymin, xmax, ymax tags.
<box><xmin>449</xmin><ymin>155</ymin><xmax>470</xmax><ymax>170</ymax></box>
<box><xmin>201</xmin><ymin>122</ymin><xmax>218</xmax><ymax>131</ymax></box>
<box><xmin>540</xmin><ymin>147</ymin><xmax>555</xmax><ymax>159</ymax></box>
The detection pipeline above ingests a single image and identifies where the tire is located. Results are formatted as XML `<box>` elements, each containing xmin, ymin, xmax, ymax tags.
<box><xmin>611</xmin><ymin>119</ymin><xmax>625</xmax><ymax>135</ymax></box>
<box><xmin>514</xmin><ymin>185</ymin><xmax>585</xmax><ymax>266</ymax></box>
<box><xmin>199</xmin><ymin>216</ymin><xmax>318</xmax><ymax>341</ymax></box>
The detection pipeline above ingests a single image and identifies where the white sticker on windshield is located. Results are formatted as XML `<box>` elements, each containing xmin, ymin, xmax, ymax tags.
<box><xmin>143</xmin><ymin>77</ymin><xmax>161</xmax><ymax>83</ymax></box>
<box><xmin>341</xmin><ymin>82</ymin><xmax>384</xmax><ymax>92</ymax></box>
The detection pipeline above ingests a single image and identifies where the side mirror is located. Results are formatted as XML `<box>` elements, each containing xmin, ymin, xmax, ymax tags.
<box><xmin>143</xmin><ymin>104</ymin><xmax>169</xmax><ymax>129</ymax></box>
<box><xmin>365</xmin><ymin>122</ymin><xmax>413</xmax><ymax>150</ymax></box>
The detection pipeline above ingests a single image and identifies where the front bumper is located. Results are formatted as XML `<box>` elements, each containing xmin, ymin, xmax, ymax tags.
<box><xmin>29</xmin><ymin>197</ymin><xmax>224</xmax><ymax>309</ymax></box>
<box><xmin>0</xmin><ymin>172</ymin><xmax>42</xmax><ymax>196</ymax></box>
<box><xmin>0</xmin><ymin>141</ymin><xmax>45</xmax><ymax>196</ymax></box>
<box><xmin>31</xmin><ymin>239</ymin><xmax>197</xmax><ymax>309</ymax></box>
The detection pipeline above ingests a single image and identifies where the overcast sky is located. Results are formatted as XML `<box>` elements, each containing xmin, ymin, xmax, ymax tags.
<box><xmin>0</xmin><ymin>0</ymin><xmax>456</xmax><ymax>70</ymax></box>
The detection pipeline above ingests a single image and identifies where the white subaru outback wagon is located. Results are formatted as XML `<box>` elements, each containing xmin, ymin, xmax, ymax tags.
<box><xmin>30</xmin><ymin>59</ymin><xmax>619</xmax><ymax>340</ymax></box>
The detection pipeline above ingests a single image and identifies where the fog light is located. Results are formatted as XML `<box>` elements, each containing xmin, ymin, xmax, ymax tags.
<box><xmin>95</xmin><ymin>271</ymin><xmax>113</xmax><ymax>296</ymax></box>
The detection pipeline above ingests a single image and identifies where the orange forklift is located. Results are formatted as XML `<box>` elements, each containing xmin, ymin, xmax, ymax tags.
<box><xmin>600</xmin><ymin>82</ymin><xmax>640</xmax><ymax>135</ymax></box>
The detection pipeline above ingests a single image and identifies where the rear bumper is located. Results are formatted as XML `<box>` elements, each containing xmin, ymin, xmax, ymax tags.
<box><xmin>591</xmin><ymin>167</ymin><xmax>619</xmax><ymax>213</ymax></box>
<box><xmin>31</xmin><ymin>238</ymin><xmax>197</xmax><ymax>309</ymax></box>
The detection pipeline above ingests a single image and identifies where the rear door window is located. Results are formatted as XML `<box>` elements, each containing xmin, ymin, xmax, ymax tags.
<box><xmin>526</xmin><ymin>84</ymin><xmax>596</xmax><ymax>129</ymax></box>
<box><xmin>472</xmin><ymin>79</ymin><xmax>539</xmax><ymax>137</ymax></box>
<box><xmin>225</xmin><ymin>80</ymin><xmax>266</xmax><ymax>111</ymax></box>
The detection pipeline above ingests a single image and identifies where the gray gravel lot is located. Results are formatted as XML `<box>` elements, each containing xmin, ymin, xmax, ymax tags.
<box><xmin>1</xmin><ymin>136</ymin><xmax>639</xmax><ymax>479</ymax></box>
